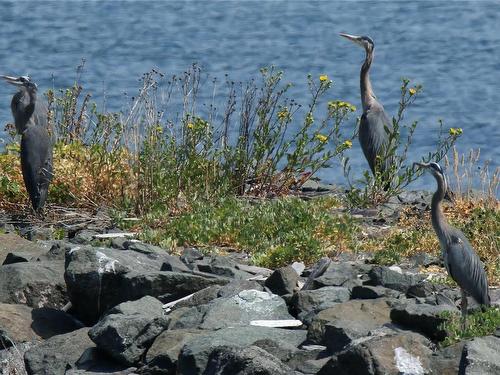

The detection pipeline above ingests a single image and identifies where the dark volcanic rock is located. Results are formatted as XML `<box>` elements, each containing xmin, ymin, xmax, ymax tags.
<box><xmin>460</xmin><ymin>335</ymin><xmax>500</xmax><ymax>375</ymax></box>
<box><xmin>319</xmin><ymin>331</ymin><xmax>432</xmax><ymax>375</ymax></box>
<box><xmin>196</xmin><ymin>255</ymin><xmax>252</xmax><ymax>279</ymax></box>
<box><xmin>312</xmin><ymin>261</ymin><xmax>372</xmax><ymax>290</ymax></box>
<box><xmin>177</xmin><ymin>326</ymin><xmax>307</xmax><ymax>374</ymax></box>
<box><xmin>366</xmin><ymin>266</ymin><xmax>424</xmax><ymax>293</ymax></box>
<box><xmin>88</xmin><ymin>296</ymin><xmax>169</xmax><ymax>366</ymax></box>
<box><xmin>351</xmin><ymin>285</ymin><xmax>401</xmax><ymax>299</ymax></box>
<box><xmin>290</xmin><ymin>286</ymin><xmax>350</xmax><ymax>320</ymax></box>
<box><xmin>0</xmin><ymin>260</ymin><xmax>66</xmax><ymax>308</ymax></box>
<box><xmin>204</xmin><ymin>345</ymin><xmax>292</xmax><ymax>375</ymax></box>
<box><xmin>65</xmin><ymin>246</ymin><xmax>227</xmax><ymax>324</ymax></box>
<box><xmin>307</xmin><ymin>299</ymin><xmax>392</xmax><ymax>351</ymax></box>
<box><xmin>167</xmin><ymin>305</ymin><xmax>210</xmax><ymax>330</ymax></box>
<box><xmin>24</xmin><ymin>328</ymin><xmax>94</xmax><ymax>375</ymax></box>
<box><xmin>0</xmin><ymin>232</ymin><xmax>44</xmax><ymax>265</ymax></box>
<box><xmin>217</xmin><ymin>279</ymin><xmax>264</xmax><ymax>298</ymax></box>
<box><xmin>390</xmin><ymin>299</ymin><xmax>458</xmax><ymax>341</ymax></box>
<box><xmin>430</xmin><ymin>342</ymin><xmax>465</xmax><ymax>375</ymax></box>
<box><xmin>180</xmin><ymin>247</ymin><xmax>204</xmax><ymax>268</ymax></box>
<box><xmin>265</xmin><ymin>265</ymin><xmax>299</xmax><ymax>295</ymax></box>
<box><xmin>0</xmin><ymin>304</ymin><xmax>41</xmax><ymax>345</ymax></box>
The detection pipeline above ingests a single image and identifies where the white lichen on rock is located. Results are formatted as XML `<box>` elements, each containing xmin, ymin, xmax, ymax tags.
<box><xmin>95</xmin><ymin>250</ymin><xmax>119</xmax><ymax>274</ymax></box>
<box><xmin>394</xmin><ymin>346</ymin><xmax>426</xmax><ymax>375</ymax></box>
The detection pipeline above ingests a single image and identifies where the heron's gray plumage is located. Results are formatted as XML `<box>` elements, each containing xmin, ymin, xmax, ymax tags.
<box><xmin>340</xmin><ymin>33</ymin><xmax>393</xmax><ymax>180</ymax></box>
<box><xmin>2</xmin><ymin>75</ymin><xmax>53</xmax><ymax>212</ymax></box>
<box><xmin>416</xmin><ymin>162</ymin><xmax>490</xmax><ymax>316</ymax></box>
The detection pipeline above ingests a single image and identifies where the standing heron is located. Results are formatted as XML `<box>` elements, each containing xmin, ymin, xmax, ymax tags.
<box><xmin>340</xmin><ymin>33</ymin><xmax>393</xmax><ymax>184</ymax></box>
<box><xmin>2</xmin><ymin>75</ymin><xmax>53</xmax><ymax>212</ymax></box>
<box><xmin>414</xmin><ymin>162</ymin><xmax>490</xmax><ymax>326</ymax></box>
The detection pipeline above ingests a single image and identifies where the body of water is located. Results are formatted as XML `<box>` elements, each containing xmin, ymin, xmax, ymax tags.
<box><xmin>0</xmin><ymin>0</ymin><xmax>499</xmax><ymax>189</ymax></box>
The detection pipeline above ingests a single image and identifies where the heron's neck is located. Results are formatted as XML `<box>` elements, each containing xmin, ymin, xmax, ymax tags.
<box><xmin>431</xmin><ymin>179</ymin><xmax>450</xmax><ymax>246</ymax></box>
<box><xmin>360</xmin><ymin>50</ymin><xmax>375</xmax><ymax>112</ymax></box>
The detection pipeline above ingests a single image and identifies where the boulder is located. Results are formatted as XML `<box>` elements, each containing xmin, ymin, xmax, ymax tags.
<box><xmin>0</xmin><ymin>342</ymin><xmax>35</xmax><ymax>375</ymax></box>
<box><xmin>0</xmin><ymin>232</ymin><xmax>44</xmax><ymax>265</ymax></box>
<box><xmin>177</xmin><ymin>326</ymin><xmax>307</xmax><ymax>374</ymax></box>
<box><xmin>204</xmin><ymin>345</ymin><xmax>292</xmax><ymax>375</ymax></box>
<box><xmin>88</xmin><ymin>296</ymin><xmax>169</xmax><ymax>366</ymax></box>
<box><xmin>0</xmin><ymin>261</ymin><xmax>66</xmax><ymax>308</ymax></box>
<box><xmin>460</xmin><ymin>335</ymin><xmax>500</xmax><ymax>374</ymax></box>
<box><xmin>196</xmin><ymin>255</ymin><xmax>252</xmax><ymax>279</ymax></box>
<box><xmin>65</xmin><ymin>246</ymin><xmax>227</xmax><ymax>324</ymax></box>
<box><xmin>290</xmin><ymin>286</ymin><xmax>350</xmax><ymax>320</ymax></box>
<box><xmin>429</xmin><ymin>342</ymin><xmax>465</xmax><ymax>375</ymax></box>
<box><xmin>312</xmin><ymin>261</ymin><xmax>371</xmax><ymax>290</ymax></box>
<box><xmin>179</xmin><ymin>247</ymin><xmax>204</xmax><ymax>268</ymax></box>
<box><xmin>366</xmin><ymin>266</ymin><xmax>424</xmax><ymax>293</ymax></box>
<box><xmin>24</xmin><ymin>328</ymin><xmax>94</xmax><ymax>375</ymax></box>
<box><xmin>265</xmin><ymin>266</ymin><xmax>299</xmax><ymax>295</ymax></box>
<box><xmin>217</xmin><ymin>279</ymin><xmax>264</xmax><ymax>298</ymax></box>
<box><xmin>390</xmin><ymin>299</ymin><xmax>458</xmax><ymax>341</ymax></box>
<box><xmin>318</xmin><ymin>331</ymin><xmax>433</xmax><ymax>375</ymax></box>
<box><xmin>351</xmin><ymin>285</ymin><xmax>401</xmax><ymax>299</ymax></box>
<box><xmin>307</xmin><ymin>299</ymin><xmax>392</xmax><ymax>352</ymax></box>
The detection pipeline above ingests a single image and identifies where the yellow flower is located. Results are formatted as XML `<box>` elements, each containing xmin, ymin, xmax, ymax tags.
<box><xmin>277</xmin><ymin>108</ymin><xmax>290</xmax><ymax>122</ymax></box>
<box><xmin>343</xmin><ymin>140</ymin><xmax>353</xmax><ymax>149</ymax></box>
<box><xmin>315</xmin><ymin>134</ymin><xmax>328</xmax><ymax>143</ymax></box>
<box><xmin>409</xmin><ymin>88</ymin><xmax>417</xmax><ymax>96</ymax></box>
<box><xmin>328</xmin><ymin>100</ymin><xmax>356</xmax><ymax>112</ymax></box>
<box><xmin>319</xmin><ymin>75</ymin><xmax>329</xmax><ymax>82</ymax></box>
<box><xmin>187</xmin><ymin>122</ymin><xmax>194</xmax><ymax>129</ymax></box>
<box><xmin>449</xmin><ymin>127</ymin><xmax>463</xmax><ymax>136</ymax></box>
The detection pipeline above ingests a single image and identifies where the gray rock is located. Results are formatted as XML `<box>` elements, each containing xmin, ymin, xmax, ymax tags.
<box><xmin>144</xmin><ymin>329</ymin><xmax>206</xmax><ymax>374</ymax></box>
<box><xmin>390</xmin><ymin>299</ymin><xmax>458</xmax><ymax>341</ymax></box>
<box><xmin>180</xmin><ymin>247</ymin><xmax>204</xmax><ymax>268</ymax></box>
<box><xmin>0</xmin><ymin>260</ymin><xmax>66</xmax><ymax>308</ymax></box>
<box><xmin>217</xmin><ymin>279</ymin><xmax>264</xmax><ymax>298</ymax></box>
<box><xmin>0</xmin><ymin>341</ymin><xmax>35</xmax><ymax>375</ymax></box>
<box><xmin>88</xmin><ymin>296</ymin><xmax>169</xmax><ymax>366</ymax></box>
<box><xmin>430</xmin><ymin>341</ymin><xmax>465</xmax><ymax>375</ymax></box>
<box><xmin>200</xmin><ymin>290</ymin><xmax>294</xmax><ymax>330</ymax></box>
<box><xmin>72</xmin><ymin>347</ymin><xmax>135</xmax><ymax>373</ymax></box>
<box><xmin>168</xmin><ymin>305</ymin><xmax>210</xmax><ymax>330</ymax></box>
<box><xmin>351</xmin><ymin>285</ymin><xmax>401</xmax><ymax>299</ymax></box>
<box><xmin>318</xmin><ymin>331</ymin><xmax>432</xmax><ymax>375</ymax></box>
<box><xmin>173</xmin><ymin>285</ymin><xmax>222</xmax><ymax>310</ymax></box>
<box><xmin>178</xmin><ymin>326</ymin><xmax>307</xmax><ymax>374</ymax></box>
<box><xmin>197</xmin><ymin>255</ymin><xmax>252</xmax><ymax>280</ymax></box>
<box><xmin>24</xmin><ymin>328</ymin><xmax>94</xmax><ymax>375</ymax></box>
<box><xmin>111</xmin><ymin>237</ymin><xmax>128</xmax><ymax>249</ymax></box>
<box><xmin>42</xmin><ymin>241</ymin><xmax>74</xmax><ymax>261</ymax></box>
<box><xmin>65</xmin><ymin>246</ymin><xmax>227</xmax><ymax>324</ymax></box>
<box><xmin>366</xmin><ymin>266</ymin><xmax>424</xmax><ymax>293</ymax></box>
<box><xmin>460</xmin><ymin>335</ymin><xmax>500</xmax><ymax>375</ymax></box>
<box><xmin>204</xmin><ymin>345</ymin><xmax>292</xmax><ymax>375</ymax></box>
<box><xmin>290</xmin><ymin>286</ymin><xmax>350</xmax><ymax>319</ymax></box>
<box><xmin>312</xmin><ymin>261</ymin><xmax>372</xmax><ymax>290</ymax></box>
<box><xmin>265</xmin><ymin>266</ymin><xmax>299</xmax><ymax>295</ymax></box>
<box><xmin>71</xmin><ymin>229</ymin><xmax>100</xmax><ymax>244</ymax></box>
<box><xmin>0</xmin><ymin>232</ymin><xmax>44</xmax><ymax>265</ymax></box>
<box><xmin>307</xmin><ymin>299</ymin><xmax>392</xmax><ymax>351</ymax></box>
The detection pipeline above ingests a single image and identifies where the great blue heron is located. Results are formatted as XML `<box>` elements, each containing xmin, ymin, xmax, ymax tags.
<box><xmin>340</xmin><ymin>33</ymin><xmax>393</xmax><ymax>184</ymax></box>
<box><xmin>2</xmin><ymin>75</ymin><xmax>53</xmax><ymax>212</ymax></box>
<box><xmin>415</xmin><ymin>162</ymin><xmax>490</xmax><ymax>326</ymax></box>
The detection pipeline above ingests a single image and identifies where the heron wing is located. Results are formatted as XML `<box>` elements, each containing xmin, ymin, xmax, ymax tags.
<box><xmin>359</xmin><ymin>105</ymin><xmax>392</xmax><ymax>175</ymax></box>
<box><xmin>446</xmin><ymin>232</ymin><xmax>490</xmax><ymax>306</ymax></box>
<box><xmin>20</xmin><ymin>126</ymin><xmax>54</xmax><ymax>211</ymax></box>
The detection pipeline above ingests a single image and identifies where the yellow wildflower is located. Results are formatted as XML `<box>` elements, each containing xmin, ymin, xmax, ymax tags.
<box><xmin>343</xmin><ymin>140</ymin><xmax>353</xmax><ymax>149</ymax></box>
<box><xmin>315</xmin><ymin>134</ymin><xmax>328</xmax><ymax>143</ymax></box>
<box><xmin>409</xmin><ymin>88</ymin><xmax>417</xmax><ymax>96</ymax></box>
<box><xmin>449</xmin><ymin>127</ymin><xmax>463</xmax><ymax>136</ymax></box>
<box><xmin>319</xmin><ymin>74</ymin><xmax>329</xmax><ymax>82</ymax></box>
<box><xmin>328</xmin><ymin>100</ymin><xmax>356</xmax><ymax>112</ymax></box>
<box><xmin>277</xmin><ymin>108</ymin><xmax>290</xmax><ymax>122</ymax></box>
<box><xmin>187</xmin><ymin>122</ymin><xmax>194</xmax><ymax>129</ymax></box>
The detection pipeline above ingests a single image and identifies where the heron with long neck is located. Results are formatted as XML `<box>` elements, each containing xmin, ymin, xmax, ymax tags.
<box><xmin>2</xmin><ymin>75</ymin><xmax>53</xmax><ymax>212</ymax></box>
<box><xmin>415</xmin><ymin>162</ymin><xmax>490</xmax><ymax>327</ymax></box>
<box><xmin>340</xmin><ymin>33</ymin><xmax>393</xmax><ymax>184</ymax></box>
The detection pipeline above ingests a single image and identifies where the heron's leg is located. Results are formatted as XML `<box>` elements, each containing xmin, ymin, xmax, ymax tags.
<box><xmin>460</xmin><ymin>289</ymin><xmax>468</xmax><ymax>330</ymax></box>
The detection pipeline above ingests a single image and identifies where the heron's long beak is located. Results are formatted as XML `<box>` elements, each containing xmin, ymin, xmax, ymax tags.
<box><xmin>1</xmin><ymin>75</ymin><xmax>23</xmax><ymax>86</ymax></box>
<box><xmin>413</xmin><ymin>162</ymin><xmax>431</xmax><ymax>169</ymax></box>
<box><xmin>339</xmin><ymin>33</ymin><xmax>363</xmax><ymax>46</ymax></box>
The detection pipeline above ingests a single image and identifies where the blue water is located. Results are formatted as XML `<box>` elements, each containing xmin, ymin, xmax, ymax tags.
<box><xmin>0</xmin><ymin>1</ymin><xmax>499</xmax><ymax>189</ymax></box>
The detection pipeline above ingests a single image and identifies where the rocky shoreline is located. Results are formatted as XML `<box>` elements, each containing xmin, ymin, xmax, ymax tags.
<box><xmin>0</xmin><ymin>191</ymin><xmax>499</xmax><ymax>374</ymax></box>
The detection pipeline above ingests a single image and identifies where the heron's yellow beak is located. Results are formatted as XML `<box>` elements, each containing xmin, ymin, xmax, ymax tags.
<box><xmin>339</xmin><ymin>33</ymin><xmax>364</xmax><ymax>47</ymax></box>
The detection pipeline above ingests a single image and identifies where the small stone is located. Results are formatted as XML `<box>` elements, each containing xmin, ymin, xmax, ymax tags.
<box><xmin>265</xmin><ymin>266</ymin><xmax>298</xmax><ymax>295</ymax></box>
<box><xmin>460</xmin><ymin>335</ymin><xmax>500</xmax><ymax>374</ymax></box>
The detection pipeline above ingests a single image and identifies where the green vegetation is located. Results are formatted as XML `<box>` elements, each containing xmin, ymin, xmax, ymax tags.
<box><xmin>440</xmin><ymin>307</ymin><xmax>500</xmax><ymax>346</ymax></box>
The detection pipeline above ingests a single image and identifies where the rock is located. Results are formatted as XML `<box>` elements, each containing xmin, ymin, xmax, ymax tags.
<box><xmin>429</xmin><ymin>341</ymin><xmax>465</xmax><ymax>375</ymax></box>
<box><xmin>167</xmin><ymin>305</ymin><xmax>210</xmax><ymax>330</ymax></box>
<box><xmin>197</xmin><ymin>255</ymin><xmax>252</xmax><ymax>279</ymax></box>
<box><xmin>88</xmin><ymin>296</ymin><xmax>169</xmax><ymax>366</ymax></box>
<box><xmin>319</xmin><ymin>331</ymin><xmax>433</xmax><ymax>375</ymax></box>
<box><xmin>71</xmin><ymin>229</ymin><xmax>101</xmax><ymax>244</ymax></box>
<box><xmin>171</xmin><ymin>285</ymin><xmax>222</xmax><ymax>310</ymax></box>
<box><xmin>144</xmin><ymin>329</ymin><xmax>206</xmax><ymax>374</ymax></box>
<box><xmin>290</xmin><ymin>286</ymin><xmax>350</xmax><ymax>320</ymax></box>
<box><xmin>177</xmin><ymin>326</ymin><xmax>307</xmax><ymax>374</ymax></box>
<box><xmin>71</xmin><ymin>347</ymin><xmax>135</xmax><ymax>373</ymax></box>
<box><xmin>199</xmin><ymin>290</ymin><xmax>294</xmax><ymax>330</ymax></box>
<box><xmin>42</xmin><ymin>241</ymin><xmax>75</xmax><ymax>261</ymax></box>
<box><xmin>297</xmin><ymin>357</ymin><xmax>331</xmax><ymax>374</ymax></box>
<box><xmin>0</xmin><ymin>232</ymin><xmax>44</xmax><ymax>264</ymax></box>
<box><xmin>390</xmin><ymin>299</ymin><xmax>458</xmax><ymax>341</ymax></box>
<box><xmin>460</xmin><ymin>335</ymin><xmax>500</xmax><ymax>374</ymax></box>
<box><xmin>307</xmin><ymin>299</ymin><xmax>392</xmax><ymax>352</ymax></box>
<box><xmin>65</xmin><ymin>246</ymin><xmax>227</xmax><ymax>324</ymax></box>
<box><xmin>410</xmin><ymin>253</ymin><xmax>441</xmax><ymax>267</ymax></box>
<box><xmin>351</xmin><ymin>285</ymin><xmax>401</xmax><ymax>299</ymax></box>
<box><xmin>265</xmin><ymin>266</ymin><xmax>299</xmax><ymax>295</ymax></box>
<box><xmin>312</xmin><ymin>261</ymin><xmax>372</xmax><ymax>290</ymax></box>
<box><xmin>217</xmin><ymin>279</ymin><xmax>264</xmax><ymax>298</ymax></box>
<box><xmin>111</xmin><ymin>237</ymin><xmax>128</xmax><ymax>249</ymax></box>
<box><xmin>366</xmin><ymin>265</ymin><xmax>424</xmax><ymax>293</ymax></box>
<box><xmin>291</xmin><ymin>262</ymin><xmax>305</xmax><ymax>276</ymax></box>
<box><xmin>24</xmin><ymin>328</ymin><xmax>95</xmax><ymax>374</ymax></box>
<box><xmin>0</xmin><ymin>341</ymin><xmax>34</xmax><ymax>375</ymax></box>
<box><xmin>204</xmin><ymin>345</ymin><xmax>292</xmax><ymax>375</ymax></box>
<box><xmin>180</xmin><ymin>247</ymin><xmax>204</xmax><ymax>268</ymax></box>
<box><xmin>0</xmin><ymin>260</ymin><xmax>66</xmax><ymax>308</ymax></box>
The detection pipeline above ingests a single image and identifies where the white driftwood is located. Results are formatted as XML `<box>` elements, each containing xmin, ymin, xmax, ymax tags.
<box><xmin>250</xmin><ymin>319</ymin><xmax>303</xmax><ymax>328</ymax></box>
<box><xmin>236</xmin><ymin>263</ymin><xmax>272</xmax><ymax>276</ymax></box>
<box><xmin>93</xmin><ymin>232</ymin><xmax>137</xmax><ymax>239</ymax></box>
<box><xmin>162</xmin><ymin>293</ymin><xmax>195</xmax><ymax>313</ymax></box>
<box><xmin>246</xmin><ymin>274</ymin><xmax>268</xmax><ymax>282</ymax></box>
